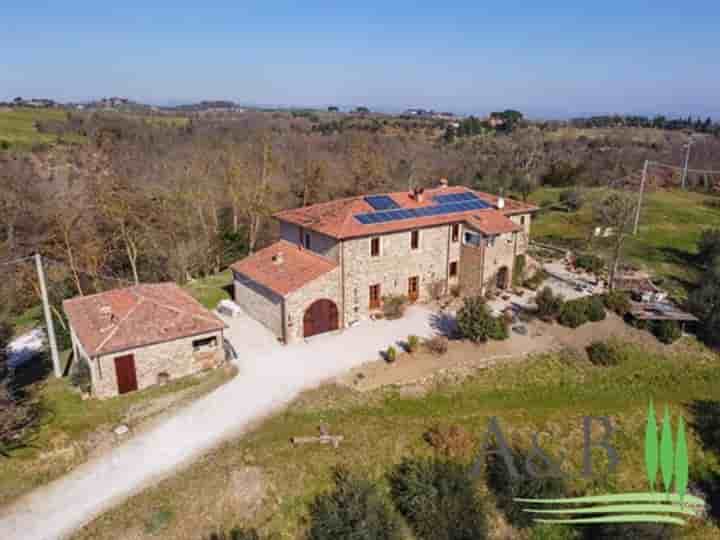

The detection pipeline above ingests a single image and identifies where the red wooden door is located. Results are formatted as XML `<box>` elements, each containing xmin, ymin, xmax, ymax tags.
<box><xmin>303</xmin><ymin>300</ymin><xmax>339</xmax><ymax>338</ymax></box>
<box><xmin>408</xmin><ymin>276</ymin><xmax>419</xmax><ymax>302</ymax></box>
<box><xmin>114</xmin><ymin>354</ymin><xmax>138</xmax><ymax>395</ymax></box>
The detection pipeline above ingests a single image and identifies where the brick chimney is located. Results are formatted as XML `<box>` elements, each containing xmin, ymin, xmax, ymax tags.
<box><xmin>272</xmin><ymin>252</ymin><xmax>284</xmax><ymax>265</ymax></box>
<box><xmin>413</xmin><ymin>187</ymin><xmax>425</xmax><ymax>203</ymax></box>
<box><xmin>439</xmin><ymin>178</ymin><xmax>449</xmax><ymax>189</ymax></box>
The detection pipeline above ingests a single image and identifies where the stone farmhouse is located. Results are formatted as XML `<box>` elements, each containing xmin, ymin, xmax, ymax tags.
<box><xmin>63</xmin><ymin>283</ymin><xmax>227</xmax><ymax>398</ymax></box>
<box><xmin>231</xmin><ymin>181</ymin><xmax>538</xmax><ymax>344</ymax></box>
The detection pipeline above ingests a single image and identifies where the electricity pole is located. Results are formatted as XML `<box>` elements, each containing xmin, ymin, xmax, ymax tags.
<box><xmin>681</xmin><ymin>136</ymin><xmax>694</xmax><ymax>190</ymax></box>
<box><xmin>35</xmin><ymin>253</ymin><xmax>61</xmax><ymax>378</ymax></box>
<box><xmin>633</xmin><ymin>160</ymin><xmax>649</xmax><ymax>235</ymax></box>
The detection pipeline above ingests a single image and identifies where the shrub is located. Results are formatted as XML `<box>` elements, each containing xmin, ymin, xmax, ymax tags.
<box><xmin>382</xmin><ymin>295</ymin><xmax>407</xmax><ymax>320</ymax></box>
<box><xmin>698</xmin><ymin>228</ymin><xmax>720</xmax><ymax>265</ymax></box>
<box><xmin>574</xmin><ymin>253</ymin><xmax>604</xmax><ymax>274</ymax></box>
<box><xmin>308</xmin><ymin>467</ymin><xmax>403</xmax><ymax>540</ymax></box>
<box><xmin>423</xmin><ymin>424</ymin><xmax>476</xmax><ymax>459</ymax></box>
<box><xmin>406</xmin><ymin>335</ymin><xmax>420</xmax><ymax>353</ymax></box>
<box><xmin>535</xmin><ymin>286</ymin><xmax>564</xmax><ymax>321</ymax></box>
<box><xmin>586</xmin><ymin>296</ymin><xmax>606</xmax><ymax>322</ymax></box>
<box><xmin>389</xmin><ymin>458</ymin><xmax>488</xmax><ymax>540</ymax></box>
<box><xmin>385</xmin><ymin>346</ymin><xmax>397</xmax><ymax>363</ymax></box>
<box><xmin>450</xmin><ymin>284</ymin><xmax>462</xmax><ymax>298</ymax></box>
<box><xmin>424</xmin><ymin>336</ymin><xmax>448</xmax><ymax>355</ymax></box>
<box><xmin>586</xmin><ymin>340</ymin><xmax>627</xmax><ymax>366</ymax></box>
<box><xmin>652</xmin><ymin>319</ymin><xmax>682</xmax><ymax>344</ymax></box>
<box><xmin>457</xmin><ymin>296</ymin><xmax>506</xmax><ymax>342</ymax></box>
<box><xmin>558</xmin><ymin>298</ymin><xmax>589</xmax><ymax>328</ymax></box>
<box><xmin>580</xmin><ymin>523</ymin><xmax>676</xmax><ymax>539</ymax></box>
<box><xmin>524</xmin><ymin>269</ymin><xmax>549</xmax><ymax>291</ymax></box>
<box><xmin>488</xmin><ymin>316</ymin><xmax>509</xmax><ymax>340</ymax></box>
<box><xmin>485</xmin><ymin>446</ymin><xmax>566</xmax><ymax>529</ymax></box>
<box><xmin>529</xmin><ymin>524</ymin><xmax>580</xmax><ymax>540</ymax></box>
<box><xmin>559</xmin><ymin>188</ymin><xmax>585</xmax><ymax>211</ymax></box>
<box><xmin>206</xmin><ymin>528</ymin><xmax>262</xmax><ymax>540</ymax></box>
<box><xmin>70</xmin><ymin>357</ymin><xmax>92</xmax><ymax>393</ymax></box>
<box><xmin>602</xmin><ymin>290</ymin><xmax>631</xmax><ymax>316</ymax></box>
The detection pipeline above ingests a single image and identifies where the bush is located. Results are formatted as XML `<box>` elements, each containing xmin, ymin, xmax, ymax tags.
<box><xmin>405</xmin><ymin>335</ymin><xmax>420</xmax><ymax>353</ymax></box>
<box><xmin>424</xmin><ymin>336</ymin><xmax>448</xmax><ymax>355</ymax></box>
<box><xmin>486</xmin><ymin>446</ymin><xmax>566</xmax><ymax>529</ymax></box>
<box><xmin>586</xmin><ymin>296</ymin><xmax>606</xmax><ymax>322</ymax></box>
<box><xmin>651</xmin><ymin>319</ymin><xmax>682</xmax><ymax>344</ymax></box>
<box><xmin>385</xmin><ymin>346</ymin><xmax>397</xmax><ymax>363</ymax></box>
<box><xmin>698</xmin><ymin>228</ymin><xmax>720</xmax><ymax>265</ymax></box>
<box><xmin>423</xmin><ymin>424</ymin><xmax>476</xmax><ymax>459</ymax></box>
<box><xmin>206</xmin><ymin>528</ymin><xmax>262</xmax><ymax>540</ymax></box>
<box><xmin>529</xmin><ymin>524</ymin><xmax>580</xmax><ymax>540</ymax></box>
<box><xmin>382</xmin><ymin>295</ymin><xmax>407</xmax><ymax>320</ymax></box>
<box><xmin>580</xmin><ymin>523</ymin><xmax>676</xmax><ymax>539</ymax></box>
<box><xmin>308</xmin><ymin>467</ymin><xmax>403</xmax><ymax>540</ymax></box>
<box><xmin>70</xmin><ymin>357</ymin><xmax>92</xmax><ymax>393</ymax></box>
<box><xmin>450</xmin><ymin>284</ymin><xmax>462</xmax><ymax>298</ymax></box>
<box><xmin>559</xmin><ymin>188</ymin><xmax>585</xmax><ymax>211</ymax></box>
<box><xmin>488</xmin><ymin>316</ymin><xmax>509</xmax><ymax>340</ymax></box>
<box><xmin>457</xmin><ymin>296</ymin><xmax>506</xmax><ymax>342</ymax></box>
<box><xmin>586</xmin><ymin>340</ymin><xmax>627</xmax><ymax>366</ymax></box>
<box><xmin>389</xmin><ymin>458</ymin><xmax>488</xmax><ymax>540</ymax></box>
<box><xmin>536</xmin><ymin>287</ymin><xmax>564</xmax><ymax>321</ymax></box>
<box><xmin>574</xmin><ymin>253</ymin><xmax>604</xmax><ymax>274</ymax></box>
<box><xmin>602</xmin><ymin>290</ymin><xmax>631</xmax><ymax>316</ymax></box>
<box><xmin>558</xmin><ymin>298</ymin><xmax>589</xmax><ymax>328</ymax></box>
<box><xmin>525</xmin><ymin>269</ymin><xmax>549</xmax><ymax>291</ymax></box>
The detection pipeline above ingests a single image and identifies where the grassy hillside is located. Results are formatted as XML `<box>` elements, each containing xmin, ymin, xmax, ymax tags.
<box><xmin>74</xmin><ymin>340</ymin><xmax>720</xmax><ymax>539</ymax></box>
<box><xmin>0</xmin><ymin>107</ymin><xmax>85</xmax><ymax>150</ymax></box>
<box><xmin>529</xmin><ymin>187</ymin><xmax>720</xmax><ymax>297</ymax></box>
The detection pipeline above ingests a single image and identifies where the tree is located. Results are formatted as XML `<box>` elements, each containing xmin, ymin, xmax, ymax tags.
<box><xmin>559</xmin><ymin>188</ymin><xmax>585</xmax><ymax>212</ymax></box>
<box><xmin>512</xmin><ymin>175</ymin><xmax>537</xmax><ymax>202</ymax></box>
<box><xmin>308</xmin><ymin>467</ymin><xmax>402</xmax><ymax>540</ymax></box>
<box><xmin>688</xmin><ymin>261</ymin><xmax>720</xmax><ymax>347</ymax></box>
<box><xmin>535</xmin><ymin>286</ymin><xmax>564</xmax><ymax>321</ymax></box>
<box><xmin>593</xmin><ymin>193</ymin><xmax>637</xmax><ymax>290</ymax></box>
<box><xmin>697</xmin><ymin>228</ymin><xmax>720</xmax><ymax>265</ymax></box>
<box><xmin>457</xmin><ymin>296</ymin><xmax>501</xmax><ymax>343</ymax></box>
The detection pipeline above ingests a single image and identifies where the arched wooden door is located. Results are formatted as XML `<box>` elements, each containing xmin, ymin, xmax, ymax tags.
<box><xmin>303</xmin><ymin>299</ymin><xmax>339</xmax><ymax>338</ymax></box>
<box><xmin>496</xmin><ymin>266</ymin><xmax>510</xmax><ymax>290</ymax></box>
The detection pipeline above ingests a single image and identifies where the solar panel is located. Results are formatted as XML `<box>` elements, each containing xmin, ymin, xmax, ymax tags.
<box><xmin>365</xmin><ymin>195</ymin><xmax>400</xmax><ymax>211</ymax></box>
<box><xmin>434</xmin><ymin>192</ymin><xmax>479</xmax><ymax>204</ymax></box>
<box><xmin>354</xmin><ymin>197</ymin><xmax>492</xmax><ymax>224</ymax></box>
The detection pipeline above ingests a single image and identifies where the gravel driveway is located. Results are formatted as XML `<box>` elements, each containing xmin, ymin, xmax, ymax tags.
<box><xmin>0</xmin><ymin>306</ymin><xmax>436</xmax><ymax>540</ymax></box>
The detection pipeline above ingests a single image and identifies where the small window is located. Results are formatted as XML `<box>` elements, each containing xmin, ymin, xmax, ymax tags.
<box><xmin>369</xmin><ymin>284</ymin><xmax>381</xmax><ymax>309</ymax></box>
<box><xmin>463</xmin><ymin>231</ymin><xmax>482</xmax><ymax>247</ymax></box>
<box><xmin>304</xmin><ymin>232</ymin><xmax>311</xmax><ymax>249</ymax></box>
<box><xmin>371</xmin><ymin>237</ymin><xmax>380</xmax><ymax>257</ymax></box>
<box><xmin>449</xmin><ymin>261</ymin><xmax>458</xmax><ymax>277</ymax></box>
<box><xmin>451</xmin><ymin>223</ymin><xmax>460</xmax><ymax>242</ymax></box>
<box><xmin>411</xmin><ymin>230</ymin><xmax>420</xmax><ymax>250</ymax></box>
<box><xmin>520</xmin><ymin>215</ymin><xmax>526</xmax><ymax>226</ymax></box>
<box><xmin>193</xmin><ymin>336</ymin><xmax>217</xmax><ymax>352</ymax></box>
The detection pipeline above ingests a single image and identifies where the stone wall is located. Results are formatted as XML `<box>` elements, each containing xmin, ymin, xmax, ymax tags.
<box><xmin>233</xmin><ymin>271</ymin><xmax>284</xmax><ymax>338</ymax></box>
<box><xmin>284</xmin><ymin>266</ymin><xmax>342</xmax><ymax>343</ymax></box>
<box><xmin>279</xmin><ymin>221</ymin><xmax>340</xmax><ymax>261</ymax></box>
<box><xmin>341</xmin><ymin>224</ymin><xmax>457</xmax><ymax>325</ymax></box>
<box><xmin>459</xmin><ymin>226</ymin><xmax>523</xmax><ymax>297</ymax></box>
<box><xmin>509</xmin><ymin>213</ymin><xmax>531</xmax><ymax>251</ymax></box>
<box><xmin>90</xmin><ymin>330</ymin><xmax>224</xmax><ymax>399</ymax></box>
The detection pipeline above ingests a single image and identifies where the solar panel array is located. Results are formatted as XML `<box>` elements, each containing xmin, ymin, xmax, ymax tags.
<box><xmin>364</xmin><ymin>195</ymin><xmax>400</xmax><ymax>211</ymax></box>
<box><xmin>355</xmin><ymin>198</ymin><xmax>491</xmax><ymax>225</ymax></box>
<box><xmin>433</xmin><ymin>192</ymin><xmax>480</xmax><ymax>204</ymax></box>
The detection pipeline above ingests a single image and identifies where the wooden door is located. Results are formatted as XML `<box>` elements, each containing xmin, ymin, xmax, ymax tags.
<box><xmin>369</xmin><ymin>284</ymin><xmax>381</xmax><ymax>309</ymax></box>
<box><xmin>114</xmin><ymin>354</ymin><xmax>138</xmax><ymax>395</ymax></box>
<box><xmin>303</xmin><ymin>299</ymin><xmax>339</xmax><ymax>338</ymax></box>
<box><xmin>408</xmin><ymin>276</ymin><xmax>419</xmax><ymax>302</ymax></box>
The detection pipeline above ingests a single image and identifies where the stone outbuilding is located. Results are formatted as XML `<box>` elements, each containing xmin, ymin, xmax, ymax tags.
<box><xmin>63</xmin><ymin>283</ymin><xmax>227</xmax><ymax>399</ymax></box>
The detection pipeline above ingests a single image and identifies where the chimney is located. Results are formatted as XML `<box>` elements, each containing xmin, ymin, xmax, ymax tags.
<box><xmin>272</xmin><ymin>252</ymin><xmax>284</xmax><ymax>265</ymax></box>
<box><xmin>496</xmin><ymin>196</ymin><xmax>505</xmax><ymax>210</ymax></box>
<box><xmin>99</xmin><ymin>305</ymin><xmax>116</xmax><ymax>333</ymax></box>
<box><xmin>413</xmin><ymin>187</ymin><xmax>425</xmax><ymax>203</ymax></box>
<box><xmin>439</xmin><ymin>178</ymin><xmax>449</xmax><ymax>189</ymax></box>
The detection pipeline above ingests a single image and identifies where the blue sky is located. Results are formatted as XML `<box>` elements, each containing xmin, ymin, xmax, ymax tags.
<box><xmin>2</xmin><ymin>2</ymin><xmax>719</xmax><ymax>117</ymax></box>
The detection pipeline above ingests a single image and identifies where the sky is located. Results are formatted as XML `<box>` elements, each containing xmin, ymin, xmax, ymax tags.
<box><xmin>2</xmin><ymin>2</ymin><xmax>719</xmax><ymax>118</ymax></box>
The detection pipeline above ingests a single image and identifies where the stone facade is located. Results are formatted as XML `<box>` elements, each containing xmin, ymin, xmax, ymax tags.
<box><xmin>84</xmin><ymin>330</ymin><xmax>225</xmax><ymax>399</ymax></box>
<box><xmin>280</xmin><ymin>222</ymin><xmax>340</xmax><ymax>261</ymax></box>
<box><xmin>284</xmin><ymin>266</ymin><xmax>342</xmax><ymax>343</ymax></box>
<box><xmin>233</xmin><ymin>271</ymin><xmax>284</xmax><ymax>338</ymax></box>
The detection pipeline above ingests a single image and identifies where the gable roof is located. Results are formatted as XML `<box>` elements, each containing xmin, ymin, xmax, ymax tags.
<box><xmin>274</xmin><ymin>185</ymin><xmax>537</xmax><ymax>239</ymax></box>
<box><xmin>466</xmin><ymin>212</ymin><xmax>523</xmax><ymax>236</ymax></box>
<box><xmin>230</xmin><ymin>240</ymin><xmax>338</xmax><ymax>297</ymax></box>
<box><xmin>63</xmin><ymin>283</ymin><xmax>226</xmax><ymax>357</ymax></box>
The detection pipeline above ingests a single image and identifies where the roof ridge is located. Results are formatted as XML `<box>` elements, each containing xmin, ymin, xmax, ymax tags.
<box><xmin>135</xmin><ymin>286</ymin><xmax>225</xmax><ymax>328</ymax></box>
<box><xmin>95</xmin><ymin>295</ymin><xmax>144</xmax><ymax>354</ymax></box>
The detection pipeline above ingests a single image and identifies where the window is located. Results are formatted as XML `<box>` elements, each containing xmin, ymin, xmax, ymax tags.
<box><xmin>463</xmin><ymin>231</ymin><xmax>482</xmax><ymax>247</ymax></box>
<box><xmin>369</xmin><ymin>284</ymin><xmax>381</xmax><ymax>309</ymax></box>
<box><xmin>411</xmin><ymin>230</ymin><xmax>420</xmax><ymax>250</ymax></box>
<box><xmin>451</xmin><ymin>223</ymin><xmax>460</xmax><ymax>242</ymax></box>
<box><xmin>304</xmin><ymin>232</ymin><xmax>311</xmax><ymax>249</ymax></box>
<box><xmin>520</xmin><ymin>215</ymin><xmax>526</xmax><ymax>226</ymax></box>
<box><xmin>449</xmin><ymin>261</ymin><xmax>458</xmax><ymax>277</ymax></box>
<box><xmin>193</xmin><ymin>336</ymin><xmax>217</xmax><ymax>352</ymax></box>
<box><xmin>370</xmin><ymin>237</ymin><xmax>380</xmax><ymax>257</ymax></box>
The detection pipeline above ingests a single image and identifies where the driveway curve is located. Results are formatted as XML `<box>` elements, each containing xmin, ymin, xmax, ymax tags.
<box><xmin>0</xmin><ymin>306</ymin><xmax>436</xmax><ymax>540</ymax></box>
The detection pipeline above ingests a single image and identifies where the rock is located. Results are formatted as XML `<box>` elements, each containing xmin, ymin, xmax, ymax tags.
<box><xmin>113</xmin><ymin>424</ymin><xmax>130</xmax><ymax>436</ymax></box>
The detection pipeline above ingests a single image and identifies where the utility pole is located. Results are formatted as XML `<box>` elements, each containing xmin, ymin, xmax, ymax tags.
<box><xmin>681</xmin><ymin>136</ymin><xmax>694</xmax><ymax>190</ymax></box>
<box><xmin>35</xmin><ymin>253</ymin><xmax>61</xmax><ymax>378</ymax></box>
<box><xmin>633</xmin><ymin>160</ymin><xmax>649</xmax><ymax>235</ymax></box>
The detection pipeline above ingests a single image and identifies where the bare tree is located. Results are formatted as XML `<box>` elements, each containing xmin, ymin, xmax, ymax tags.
<box><xmin>593</xmin><ymin>193</ymin><xmax>637</xmax><ymax>290</ymax></box>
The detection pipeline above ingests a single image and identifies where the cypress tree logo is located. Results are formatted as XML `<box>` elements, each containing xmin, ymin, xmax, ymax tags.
<box><xmin>515</xmin><ymin>399</ymin><xmax>704</xmax><ymax>526</ymax></box>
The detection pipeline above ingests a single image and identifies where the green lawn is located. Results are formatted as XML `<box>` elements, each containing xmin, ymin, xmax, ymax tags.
<box><xmin>74</xmin><ymin>340</ymin><xmax>720</xmax><ymax>540</ymax></box>
<box><xmin>529</xmin><ymin>187</ymin><xmax>720</xmax><ymax>297</ymax></box>
<box><xmin>0</xmin><ymin>107</ymin><xmax>85</xmax><ymax>150</ymax></box>
<box><xmin>185</xmin><ymin>269</ymin><xmax>233</xmax><ymax>309</ymax></box>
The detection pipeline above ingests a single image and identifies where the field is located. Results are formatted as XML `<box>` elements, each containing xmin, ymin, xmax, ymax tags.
<box><xmin>0</xmin><ymin>107</ymin><xmax>85</xmax><ymax>150</ymax></box>
<box><xmin>529</xmin><ymin>187</ymin><xmax>720</xmax><ymax>297</ymax></box>
<box><xmin>74</xmin><ymin>339</ymin><xmax>720</xmax><ymax>539</ymax></box>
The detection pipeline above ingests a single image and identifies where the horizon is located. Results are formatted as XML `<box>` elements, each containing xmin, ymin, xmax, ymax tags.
<box><xmin>3</xmin><ymin>2</ymin><xmax>719</xmax><ymax>119</ymax></box>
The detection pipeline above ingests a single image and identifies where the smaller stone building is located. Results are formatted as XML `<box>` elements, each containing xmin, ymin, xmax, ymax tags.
<box><xmin>63</xmin><ymin>283</ymin><xmax>227</xmax><ymax>399</ymax></box>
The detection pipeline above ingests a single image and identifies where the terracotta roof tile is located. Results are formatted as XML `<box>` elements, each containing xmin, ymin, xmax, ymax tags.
<box><xmin>230</xmin><ymin>240</ymin><xmax>337</xmax><ymax>296</ymax></box>
<box><xmin>466</xmin><ymin>212</ymin><xmax>523</xmax><ymax>235</ymax></box>
<box><xmin>274</xmin><ymin>186</ymin><xmax>537</xmax><ymax>239</ymax></box>
<box><xmin>63</xmin><ymin>283</ymin><xmax>226</xmax><ymax>357</ymax></box>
